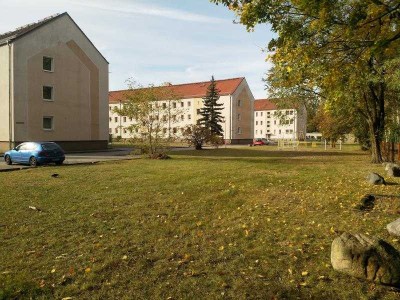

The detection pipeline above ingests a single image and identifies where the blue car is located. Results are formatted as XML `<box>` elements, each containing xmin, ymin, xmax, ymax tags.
<box><xmin>4</xmin><ymin>142</ymin><xmax>65</xmax><ymax>167</ymax></box>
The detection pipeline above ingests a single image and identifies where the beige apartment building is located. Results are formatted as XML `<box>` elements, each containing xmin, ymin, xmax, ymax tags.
<box><xmin>254</xmin><ymin>99</ymin><xmax>307</xmax><ymax>140</ymax></box>
<box><xmin>0</xmin><ymin>13</ymin><xmax>109</xmax><ymax>152</ymax></box>
<box><xmin>109</xmin><ymin>77</ymin><xmax>254</xmax><ymax>144</ymax></box>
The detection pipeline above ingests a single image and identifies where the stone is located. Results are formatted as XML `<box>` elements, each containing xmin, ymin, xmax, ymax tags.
<box><xmin>385</xmin><ymin>163</ymin><xmax>400</xmax><ymax>177</ymax></box>
<box><xmin>356</xmin><ymin>194</ymin><xmax>375</xmax><ymax>211</ymax></box>
<box><xmin>387</xmin><ymin>219</ymin><xmax>400</xmax><ymax>237</ymax></box>
<box><xmin>331</xmin><ymin>232</ymin><xmax>400</xmax><ymax>286</ymax></box>
<box><xmin>366</xmin><ymin>172</ymin><xmax>386</xmax><ymax>185</ymax></box>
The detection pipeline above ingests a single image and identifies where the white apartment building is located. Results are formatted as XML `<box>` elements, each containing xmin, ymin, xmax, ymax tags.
<box><xmin>109</xmin><ymin>77</ymin><xmax>255</xmax><ymax>144</ymax></box>
<box><xmin>254</xmin><ymin>99</ymin><xmax>307</xmax><ymax>140</ymax></box>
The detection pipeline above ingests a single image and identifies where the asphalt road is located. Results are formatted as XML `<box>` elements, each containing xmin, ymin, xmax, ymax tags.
<box><xmin>0</xmin><ymin>148</ymin><xmax>135</xmax><ymax>172</ymax></box>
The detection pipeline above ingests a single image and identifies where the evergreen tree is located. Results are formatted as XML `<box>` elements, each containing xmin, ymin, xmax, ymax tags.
<box><xmin>199</xmin><ymin>76</ymin><xmax>224</xmax><ymax>136</ymax></box>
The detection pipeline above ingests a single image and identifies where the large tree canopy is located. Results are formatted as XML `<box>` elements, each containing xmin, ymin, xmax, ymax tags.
<box><xmin>212</xmin><ymin>0</ymin><xmax>400</xmax><ymax>162</ymax></box>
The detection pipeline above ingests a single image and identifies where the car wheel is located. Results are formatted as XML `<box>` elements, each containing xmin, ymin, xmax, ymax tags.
<box><xmin>55</xmin><ymin>160</ymin><xmax>64</xmax><ymax>166</ymax></box>
<box><xmin>5</xmin><ymin>155</ymin><xmax>12</xmax><ymax>165</ymax></box>
<box><xmin>29</xmin><ymin>156</ymin><xmax>38</xmax><ymax>167</ymax></box>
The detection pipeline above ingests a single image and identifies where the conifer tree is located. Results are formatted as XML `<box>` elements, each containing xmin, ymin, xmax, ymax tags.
<box><xmin>199</xmin><ymin>76</ymin><xmax>224</xmax><ymax>136</ymax></box>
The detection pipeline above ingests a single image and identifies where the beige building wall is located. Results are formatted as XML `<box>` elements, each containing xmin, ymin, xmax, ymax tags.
<box><xmin>0</xmin><ymin>44</ymin><xmax>11</xmax><ymax>152</ymax></box>
<box><xmin>11</xmin><ymin>14</ymin><xmax>108</xmax><ymax>148</ymax></box>
<box><xmin>230</xmin><ymin>79</ymin><xmax>254</xmax><ymax>142</ymax></box>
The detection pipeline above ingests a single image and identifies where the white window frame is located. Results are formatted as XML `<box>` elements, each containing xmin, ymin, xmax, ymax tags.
<box><xmin>43</xmin><ymin>56</ymin><xmax>54</xmax><ymax>72</ymax></box>
<box><xmin>43</xmin><ymin>86</ymin><xmax>54</xmax><ymax>101</ymax></box>
<box><xmin>43</xmin><ymin>116</ymin><xmax>54</xmax><ymax>131</ymax></box>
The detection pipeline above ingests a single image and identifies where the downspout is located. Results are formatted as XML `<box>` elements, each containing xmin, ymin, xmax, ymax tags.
<box><xmin>8</xmin><ymin>41</ymin><xmax>12</xmax><ymax>150</ymax></box>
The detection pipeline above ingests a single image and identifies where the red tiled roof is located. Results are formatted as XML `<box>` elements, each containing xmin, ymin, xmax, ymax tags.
<box><xmin>254</xmin><ymin>99</ymin><xmax>277</xmax><ymax>111</ymax></box>
<box><xmin>109</xmin><ymin>77</ymin><xmax>244</xmax><ymax>103</ymax></box>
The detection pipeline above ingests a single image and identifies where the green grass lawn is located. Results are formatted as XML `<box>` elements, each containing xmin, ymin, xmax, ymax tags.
<box><xmin>1</xmin><ymin>147</ymin><xmax>400</xmax><ymax>299</ymax></box>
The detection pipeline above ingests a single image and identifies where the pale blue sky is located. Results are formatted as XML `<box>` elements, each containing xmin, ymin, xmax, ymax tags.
<box><xmin>0</xmin><ymin>0</ymin><xmax>275</xmax><ymax>98</ymax></box>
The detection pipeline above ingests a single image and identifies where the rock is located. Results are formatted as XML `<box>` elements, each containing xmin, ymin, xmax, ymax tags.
<box><xmin>331</xmin><ymin>232</ymin><xmax>400</xmax><ymax>286</ymax></box>
<box><xmin>356</xmin><ymin>194</ymin><xmax>375</xmax><ymax>211</ymax></box>
<box><xmin>385</xmin><ymin>163</ymin><xmax>400</xmax><ymax>177</ymax></box>
<box><xmin>387</xmin><ymin>219</ymin><xmax>400</xmax><ymax>237</ymax></box>
<box><xmin>366</xmin><ymin>172</ymin><xmax>386</xmax><ymax>185</ymax></box>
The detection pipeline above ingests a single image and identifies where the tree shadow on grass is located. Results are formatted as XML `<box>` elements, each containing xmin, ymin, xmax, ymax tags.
<box><xmin>173</xmin><ymin>148</ymin><xmax>368</xmax><ymax>159</ymax></box>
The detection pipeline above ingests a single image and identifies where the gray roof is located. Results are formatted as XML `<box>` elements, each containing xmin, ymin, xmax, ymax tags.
<box><xmin>0</xmin><ymin>13</ymin><xmax>66</xmax><ymax>45</ymax></box>
<box><xmin>0</xmin><ymin>12</ymin><xmax>108</xmax><ymax>63</ymax></box>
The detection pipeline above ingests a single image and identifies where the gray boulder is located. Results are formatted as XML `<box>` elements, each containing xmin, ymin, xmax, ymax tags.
<box><xmin>385</xmin><ymin>163</ymin><xmax>400</xmax><ymax>177</ymax></box>
<box><xmin>331</xmin><ymin>232</ymin><xmax>400</xmax><ymax>286</ymax></box>
<box><xmin>366</xmin><ymin>172</ymin><xmax>386</xmax><ymax>185</ymax></box>
<box><xmin>387</xmin><ymin>219</ymin><xmax>400</xmax><ymax>237</ymax></box>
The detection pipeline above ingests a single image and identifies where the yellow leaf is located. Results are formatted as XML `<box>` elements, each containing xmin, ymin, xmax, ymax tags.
<box><xmin>51</xmin><ymin>269</ymin><xmax>56</xmax><ymax>273</ymax></box>
<box><xmin>85</xmin><ymin>267</ymin><xmax>91</xmax><ymax>273</ymax></box>
<box><xmin>301</xmin><ymin>271</ymin><xmax>308</xmax><ymax>276</ymax></box>
<box><xmin>218</xmin><ymin>246</ymin><xmax>224</xmax><ymax>251</ymax></box>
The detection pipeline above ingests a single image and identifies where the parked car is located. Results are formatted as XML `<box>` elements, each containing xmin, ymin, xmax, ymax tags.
<box><xmin>252</xmin><ymin>138</ymin><xmax>270</xmax><ymax>146</ymax></box>
<box><xmin>4</xmin><ymin>142</ymin><xmax>65</xmax><ymax>167</ymax></box>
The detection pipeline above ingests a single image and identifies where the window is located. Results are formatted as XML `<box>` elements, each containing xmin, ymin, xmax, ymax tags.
<box><xmin>197</xmin><ymin>109</ymin><xmax>201</xmax><ymax>115</ymax></box>
<box><xmin>279</xmin><ymin>129</ymin><xmax>281</xmax><ymax>134</ymax></box>
<box><xmin>267</xmin><ymin>125</ymin><xmax>270</xmax><ymax>128</ymax></box>
<box><xmin>43</xmin><ymin>117</ymin><xmax>53</xmax><ymax>130</ymax></box>
<box><xmin>260</xmin><ymin>121</ymin><xmax>263</xmax><ymax>125</ymax></box>
<box><xmin>109</xmin><ymin>128</ymin><xmax>112</xmax><ymax>133</ymax></box>
<box><xmin>260</xmin><ymin>130</ymin><xmax>263</xmax><ymax>134</ymax></box>
<box><xmin>173</xmin><ymin>128</ymin><xmax>177</xmax><ymax>134</ymax></box>
<box><xmin>237</xmin><ymin>114</ymin><xmax>241</xmax><ymax>120</ymax></box>
<box><xmin>43</xmin><ymin>86</ymin><xmax>53</xmax><ymax>101</ymax></box>
<box><xmin>172</xmin><ymin>115</ymin><xmax>176</xmax><ymax>121</ymax></box>
<box><xmin>163</xmin><ymin>128</ymin><xmax>167</xmax><ymax>134</ymax></box>
<box><xmin>181</xmin><ymin>102</ymin><xmax>184</xmax><ymax>108</ymax></box>
<box><xmin>188</xmin><ymin>114</ymin><xmax>191</xmax><ymax>120</ymax></box>
<box><xmin>290</xmin><ymin>119</ymin><xmax>294</xmax><ymax>124</ymax></box>
<box><xmin>238</xmin><ymin>99</ymin><xmax>242</xmax><ymax>107</ymax></box>
<box><xmin>256</xmin><ymin>112</ymin><xmax>258</xmax><ymax>117</ymax></box>
<box><xmin>181</xmin><ymin>115</ymin><xmax>184</xmax><ymax>121</ymax></box>
<box><xmin>261</xmin><ymin>112</ymin><xmax>263</xmax><ymax>117</ymax></box>
<box><xmin>267</xmin><ymin>130</ymin><xmax>270</xmax><ymax>133</ymax></box>
<box><xmin>109</xmin><ymin>107</ymin><xmax>112</xmax><ymax>111</ymax></box>
<box><xmin>43</xmin><ymin>56</ymin><xmax>53</xmax><ymax>72</ymax></box>
<box><xmin>173</xmin><ymin>102</ymin><xmax>177</xmax><ymax>109</ymax></box>
<box><xmin>123</xmin><ymin>117</ymin><xmax>127</xmax><ymax>122</ymax></box>
<box><xmin>256</xmin><ymin>130</ymin><xmax>258</xmax><ymax>134</ymax></box>
<box><xmin>286</xmin><ymin>129</ymin><xmax>289</xmax><ymax>134</ymax></box>
<box><xmin>286</xmin><ymin>111</ymin><xmax>289</xmax><ymax>115</ymax></box>
<box><xmin>290</xmin><ymin>110</ymin><xmax>294</xmax><ymax>115</ymax></box>
<box><xmin>163</xmin><ymin>115</ymin><xmax>167</xmax><ymax>122</ymax></box>
<box><xmin>188</xmin><ymin>101</ymin><xmax>191</xmax><ymax>107</ymax></box>
<box><xmin>267</xmin><ymin>121</ymin><xmax>270</xmax><ymax>124</ymax></box>
<box><xmin>162</xmin><ymin>103</ymin><xmax>167</xmax><ymax>109</ymax></box>
<box><xmin>114</xmin><ymin>117</ymin><xmax>118</xmax><ymax>122</ymax></box>
<box><xmin>256</xmin><ymin>121</ymin><xmax>258</xmax><ymax>125</ymax></box>
<box><xmin>237</xmin><ymin>127</ymin><xmax>242</xmax><ymax>134</ymax></box>
<box><xmin>274</xmin><ymin>120</ymin><xmax>276</xmax><ymax>125</ymax></box>
<box><xmin>129</xmin><ymin>117</ymin><xmax>133</xmax><ymax>121</ymax></box>
<box><xmin>115</xmin><ymin>128</ymin><xmax>118</xmax><ymax>133</ymax></box>
<box><xmin>109</xmin><ymin>117</ymin><xmax>112</xmax><ymax>122</ymax></box>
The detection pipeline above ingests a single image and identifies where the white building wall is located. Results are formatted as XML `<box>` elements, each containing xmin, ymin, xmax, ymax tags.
<box><xmin>109</xmin><ymin>95</ymin><xmax>236</xmax><ymax>141</ymax></box>
<box><xmin>254</xmin><ymin>109</ymin><xmax>304</xmax><ymax>140</ymax></box>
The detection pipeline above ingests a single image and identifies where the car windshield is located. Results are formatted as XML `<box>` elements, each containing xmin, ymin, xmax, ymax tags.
<box><xmin>41</xmin><ymin>143</ymin><xmax>61</xmax><ymax>151</ymax></box>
